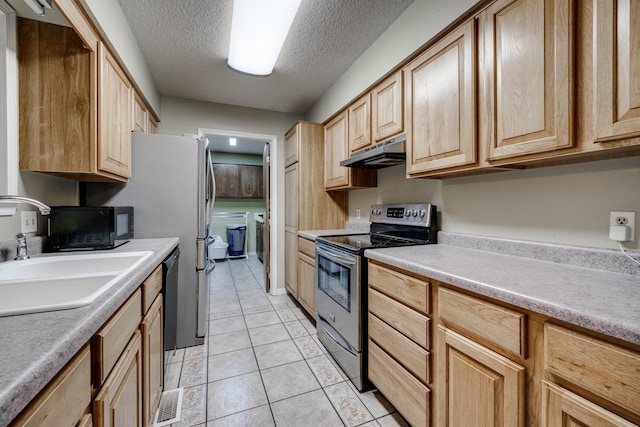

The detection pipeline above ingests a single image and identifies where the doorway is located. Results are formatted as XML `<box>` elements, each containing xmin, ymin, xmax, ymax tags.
<box><xmin>199</xmin><ymin>128</ymin><xmax>275</xmax><ymax>294</ymax></box>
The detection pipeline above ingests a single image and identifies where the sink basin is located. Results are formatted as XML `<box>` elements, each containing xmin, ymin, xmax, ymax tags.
<box><xmin>0</xmin><ymin>251</ymin><xmax>153</xmax><ymax>316</ymax></box>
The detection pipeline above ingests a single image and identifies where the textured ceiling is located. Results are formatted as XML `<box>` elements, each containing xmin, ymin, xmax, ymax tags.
<box><xmin>116</xmin><ymin>0</ymin><xmax>414</xmax><ymax>114</ymax></box>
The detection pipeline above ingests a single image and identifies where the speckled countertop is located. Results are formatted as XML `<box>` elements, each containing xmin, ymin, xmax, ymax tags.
<box><xmin>366</xmin><ymin>237</ymin><xmax>640</xmax><ymax>346</ymax></box>
<box><xmin>0</xmin><ymin>238</ymin><xmax>179</xmax><ymax>426</ymax></box>
<box><xmin>298</xmin><ymin>221</ymin><xmax>370</xmax><ymax>241</ymax></box>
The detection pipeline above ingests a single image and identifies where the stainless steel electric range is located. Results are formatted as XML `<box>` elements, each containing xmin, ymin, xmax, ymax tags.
<box><xmin>315</xmin><ymin>203</ymin><xmax>438</xmax><ymax>391</ymax></box>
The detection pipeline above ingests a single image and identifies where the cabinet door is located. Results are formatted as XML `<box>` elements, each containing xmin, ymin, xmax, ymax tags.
<box><xmin>324</xmin><ymin>111</ymin><xmax>351</xmax><ymax>189</ymax></box>
<box><xmin>372</xmin><ymin>70</ymin><xmax>403</xmax><ymax>142</ymax></box>
<box><xmin>213</xmin><ymin>164</ymin><xmax>240</xmax><ymax>198</ymax></box>
<box><xmin>285</xmin><ymin>124</ymin><xmax>299</xmax><ymax>167</ymax></box>
<box><xmin>481</xmin><ymin>0</ymin><xmax>574</xmax><ymax>162</ymax></box>
<box><xmin>436</xmin><ymin>326</ymin><xmax>525</xmax><ymax>427</ymax></box>
<box><xmin>348</xmin><ymin>93</ymin><xmax>372</xmax><ymax>152</ymax></box>
<box><xmin>542</xmin><ymin>381</ymin><xmax>636</xmax><ymax>427</ymax></box>
<box><xmin>284</xmin><ymin>231</ymin><xmax>298</xmax><ymax>298</ymax></box>
<box><xmin>94</xmin><ymin>331</ymin><xmax>143</xmax><ymax>427</ymax></box>
<box><xmin>284</xmin><ymin>163</ymin><xmax>298</xmax><ymax>232</ymax></box>
<box><xmin>593</xmin><ymin>0</ymin><xmax>640</xmax><ymax>142</ymax></box>
<box><xmin>142</xmin><ymin>297</ymin><xmax>163</xmax><ymax>427</ymax></box>
<box><xmin>240</xmin><ymin>165</ymin><xmax>264</xmax><ymax>199</ymax></box>
<box><xmin>133</xmin><ymin>93</ymin><xmax>147</xmax><ymax>133</ymax></box>
<box><xmin>298</xmin><ymin>252</ymin><xmax>316</xmax><ymax>318</ymax></box>
<box><xmin>98</xmin><ymin>43</ymin><xmax>133</xmax><ymax>179</ymax></box>
<box><xmin>404</xmin><ymin>19</ymin><xmax>477</xmax><ymax>175</ymax></box>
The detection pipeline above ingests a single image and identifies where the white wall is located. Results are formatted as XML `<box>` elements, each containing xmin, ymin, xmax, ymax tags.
<box><xmin>306</xmin><ymin>0</ymin><xmax>640</xmax><ymax>251</ymax></box>
<box><xmin>160</xmin><ymin>95</ymin><xmax>303</xmax><ymax>293</ymax></box>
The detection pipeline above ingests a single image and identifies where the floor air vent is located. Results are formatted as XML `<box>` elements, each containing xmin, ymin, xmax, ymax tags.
<box><xmin>154</xmin><ymin>388</ymin><xmax>183</xmax><ymax>427</ymax></box>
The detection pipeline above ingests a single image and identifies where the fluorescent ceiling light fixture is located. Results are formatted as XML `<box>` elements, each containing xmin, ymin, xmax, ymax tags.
<box><xmin>228</xmin><ymin>0</ymin><xmax>302</xmax><ymax>76</ymax></box>
<box><xmin>229</xmin><ymin>138</ymin><xmax>237</xmax><ymax>146</ymax></box>
<box><xmin>23</xmin><ymin>0</ymin><xmax>51</xmax><ymax>16</ymax></box>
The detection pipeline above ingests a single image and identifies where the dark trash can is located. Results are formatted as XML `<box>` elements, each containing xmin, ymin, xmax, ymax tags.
<box><xmin>226</xmin><ymin>224</ymin><xmax>246</xmax><ymax>256</ymax></box>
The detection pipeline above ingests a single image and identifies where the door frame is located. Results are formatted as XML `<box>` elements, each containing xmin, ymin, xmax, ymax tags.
<box><xmin>198</xmin><ymin>127</ymin><xmax>282</xmax><ymax>295</ymax></box>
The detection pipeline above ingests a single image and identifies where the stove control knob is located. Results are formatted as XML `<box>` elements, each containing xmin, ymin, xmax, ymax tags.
<box><xmin>404</xmin><ymin>210</ymin><xmax>411</xmax><ymax>217</ymax></box>
<box><xmin>370</xmin><ymin>209</ymin><xmax>376</xmax><ymax>216</ymax></box>
<box><xmin>411</xmin><ymin>210</ymin><xmax>418</xmax><ymax>217</ymax></box>
<box><xmin>419</xmin><ymin>210</ymin><xmax>426</xmax><ymax>218</ymax></box>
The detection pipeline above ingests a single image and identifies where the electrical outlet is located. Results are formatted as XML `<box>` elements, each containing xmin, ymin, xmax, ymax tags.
<box><xmin>609</xmin><ymin>211</ymin><xmax>636</xmax><ymax>242</ymax></box>
<box><xmin>21</xmin><ymin>211</ymin><xmax>37</xmax><ymax>233</ymax></box>
<box><xmin>356</xmin><ymin>209</ymin><xmax>361</xmax><ymax>220</ymax></box>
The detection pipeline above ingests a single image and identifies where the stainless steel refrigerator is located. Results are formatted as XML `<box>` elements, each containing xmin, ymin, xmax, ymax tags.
<box><xmin>86</xmin><ymin>133</ymin><xmax>215</xmax><ymax>348</ymax></box>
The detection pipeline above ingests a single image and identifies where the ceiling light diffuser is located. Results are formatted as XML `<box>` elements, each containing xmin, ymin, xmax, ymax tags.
<box><xmin>229</xmin><ymin>138</ymin><xmax>237</xmax><ymax>146</ymax></box>
<box><xmin>228</xmin><ymin>0</ymin><xmax>302</xmax><ymax>76</ymax></box>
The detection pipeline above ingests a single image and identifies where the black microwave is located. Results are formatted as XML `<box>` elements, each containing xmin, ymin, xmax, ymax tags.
<box><xmin>47</xmin><ymin>206</ymin><xmax>134</xmax><ymax>251</ymax></box>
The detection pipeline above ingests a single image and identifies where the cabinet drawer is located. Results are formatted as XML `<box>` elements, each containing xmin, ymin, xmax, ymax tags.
<box><xmin>11</xmin><ymin>345</ymin><xmax>91</xmax><ymax>427</ymax></box>
<box><xmin>368</xmin><ymin>263</ymin><xmax>429</xmax><ymax>314</ymax></box>
<box><xmin>92</xmin><ymin>288</ymin><xmax>141</xmax><ymax>386</ymax></box>
<box><xmin>545</xmin><ymin>323</ymin><xmax>640</xmax><ymax>415</ymax></box>
<box><xmin>438</xmin><ymin>287</ymin><xmax>526</xmax><ymax>357</ymax></box>
<box><xmin>298</xmin><ymin>237</ymin><xmax>315</xmax><ymax>259</ymax></box>
<box><xmin>369</xmin><ymin>288</ymin><xmax>429</xmax><ymax>348</ymax></box>
<box><xmin>369</xmin><ymin>313</ymin><xmax>430</xmax><ymax>384</ymax></box>
<box><xmin>142</xmin><ymin>265</ymin><xmax>162</xmax><ymax>314</ymax></box>
<box><xmin>369</xmin><ymin>340</ymin><xmax>430</xmax><ymax>427</ymax></box>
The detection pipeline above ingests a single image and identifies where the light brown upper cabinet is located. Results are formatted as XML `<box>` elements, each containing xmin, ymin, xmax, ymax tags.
<box><xmin>18</xmin><ymin>0</ymin><xmax>133</xmax><ymax>182</ymax></box>
<box><xmin>404</xmin><ymin>19</ymin><xmax>477</xmax><ymax>176</ymax></box>
<box><xmin>133</xmin><ymin>93</ymin><xmax>148</xmax><ymax>133</ymax></box>
<box><xmin>592</xmin><ymin>0</ymin><xmax>640</xmax><ymax>143</ymax></box>
<box><xmin>372</xmin><ymin>70</ymin><xmax>404</xmax><ymax>142</ymax></box>
<box><xmin>348</xmin><ymin>93</ymin><xmax>372</xmax><ymax>152</ymax></box>
<box><xmin>480</xmin><ymin>0</ymin><xmax>574</xmax><ymax>163</ymax></box>
<box><xmin>324</xmin><ymin>111</ymin><xmax>377</xmax><ymax>190</ymax></box>
<box><xmin>98</xmin><ymin>43</ymin><xmax>133</xmax><ymax>179</ymax></box>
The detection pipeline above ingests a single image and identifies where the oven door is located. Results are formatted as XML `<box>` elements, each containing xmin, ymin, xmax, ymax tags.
<box><xmin>315</xmin><ymin>243</ymin><xmax>361</xmax><ymax>351</ymax></box>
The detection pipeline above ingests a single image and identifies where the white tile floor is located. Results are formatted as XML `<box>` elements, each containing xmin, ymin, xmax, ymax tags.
<box><xmin>164</xmin><ymin>255</ymin><xmax>409</xmax><ymax>427</ymax></box>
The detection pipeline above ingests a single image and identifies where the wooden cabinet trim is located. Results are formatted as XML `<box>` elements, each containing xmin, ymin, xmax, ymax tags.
<box><xmin>142</xmin><ymin>296</ymin><xmax>163</xmax><ymax>427</ymax></box>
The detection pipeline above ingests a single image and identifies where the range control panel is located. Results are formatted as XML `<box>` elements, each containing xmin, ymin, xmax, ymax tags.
<box><xmin>369</xmin><ymin>203</ymin><xmax>436</xmax><ymax>227</ymax></box>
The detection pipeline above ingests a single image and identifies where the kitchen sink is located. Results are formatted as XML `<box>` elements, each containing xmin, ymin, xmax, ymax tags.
<box><xmin>0</xmin><ymin>251</ymin><xmax>152</xmax><ymax>316</ymax></box>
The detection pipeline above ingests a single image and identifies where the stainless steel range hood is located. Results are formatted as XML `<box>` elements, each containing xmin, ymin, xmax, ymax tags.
<box><xmin>340</xmin><ymin>134</ymin><xmax>406</xmax><ymax>169</ymax></box>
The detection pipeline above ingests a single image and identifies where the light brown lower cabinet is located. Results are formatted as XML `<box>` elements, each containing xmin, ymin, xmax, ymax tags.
<box><xmin>142</xmin><ymin>296</ymin><xmax>164</xmax><ymax>427</ymax></box>
<box><xmin>94</xmin><ymin>331</ymin><xmax>143</xmax><ymax>427</ymax></box>
<box><xmin>10</xmin><ymin>264</ymin><xmax>165</xmax><ymax>427</ymax></box>
<box><xmin>297</xmin><ymin>236</ymin><xmax>316</xmax><ymax>318</ymax></box>
<box><xmin>542</xmin><ymin>381</ymin><xmax>636</xmax><ymax>427</ymax></box>
<box><xmin>10</xmin><ymin>345</ymin><xmax>92</xmax><ymax>427</ymax></box>
<box><xmin>368</xmin><ymin>261</ymin><xmax>640</xmax><ymax>427</ymax></box>
<box><xmin>436</xmin><ymin>325</ymin><xmax>526</xmax><ymax>427</ymax></box>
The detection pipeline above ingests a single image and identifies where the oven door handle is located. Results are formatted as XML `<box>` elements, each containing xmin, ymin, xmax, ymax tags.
<box><xmin>317</xmin><ymin>314</ymin><xmax>358</xmax><ymax>355</ymax></box>
<box><xmin>316</xmin><ymin>246</ymin><xmax>357</xmax><ymax>266</ymax></box>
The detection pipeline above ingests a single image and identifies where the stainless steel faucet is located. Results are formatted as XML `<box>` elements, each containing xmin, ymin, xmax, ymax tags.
<box><xmin>0</xmin><ymin>195</ymin><xmax>51</xmax><ymax>215</ymax></box>
<box><xmin>14</xmin><ymin>233</ymin><xmax>29</xmax><ymax>260</ymax></box>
